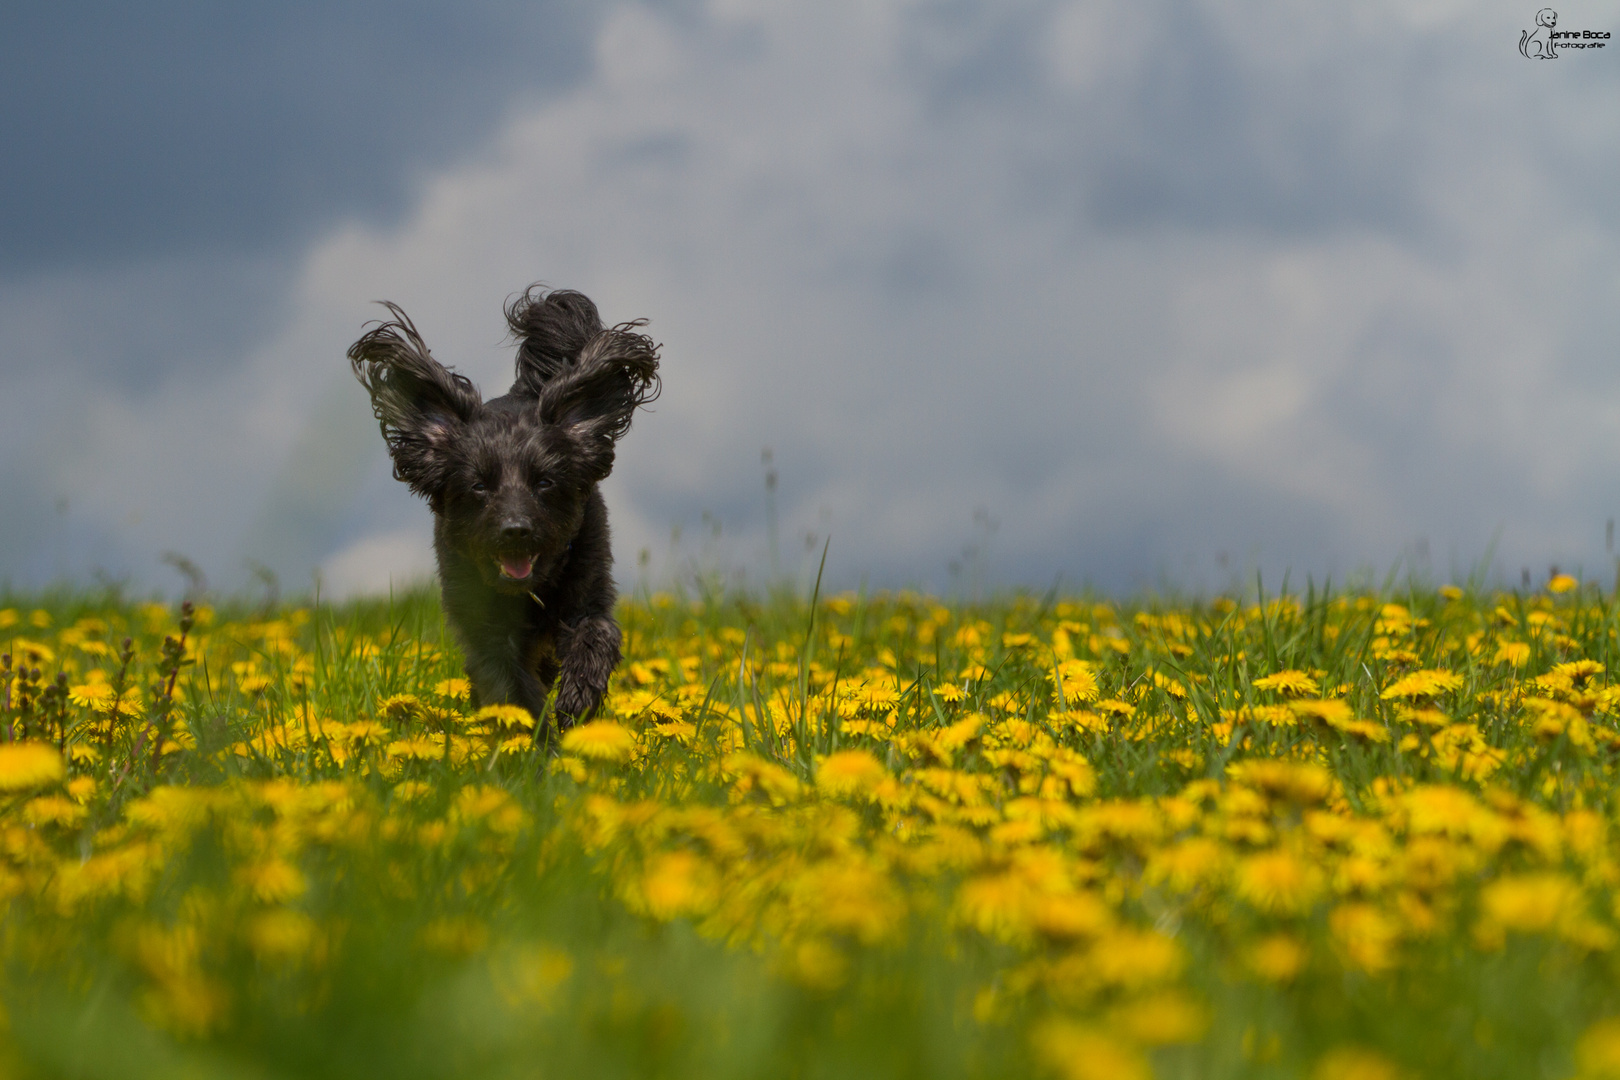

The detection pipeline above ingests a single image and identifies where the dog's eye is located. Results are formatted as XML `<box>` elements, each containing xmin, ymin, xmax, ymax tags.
<box><xmin>536</xmin><ymin>477</ymin><xmax>554</xmax><ymax>490</ymax></box>
<box><xmin>472</xmin><ymin>481</ymin><xmax>488</xmax><ymax>493</ymax></box>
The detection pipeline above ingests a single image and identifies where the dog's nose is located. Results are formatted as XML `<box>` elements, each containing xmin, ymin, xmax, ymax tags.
<box><xmin>500</xmin><ymin>521</ymin><xmax>533</xmax><ymax>543</ymax></box>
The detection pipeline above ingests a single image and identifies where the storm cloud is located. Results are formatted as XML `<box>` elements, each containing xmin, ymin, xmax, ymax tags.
<box><xmin>3</xmin><ymin>0</ymin><xmax>1619</xmax><ymax>597</ymax></box>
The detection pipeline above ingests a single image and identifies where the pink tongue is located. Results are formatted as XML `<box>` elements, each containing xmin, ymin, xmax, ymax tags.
<box><xmin>499</xmin><ymin>555</ymin><xmax>534</xmax><ymax>580</ymax></box>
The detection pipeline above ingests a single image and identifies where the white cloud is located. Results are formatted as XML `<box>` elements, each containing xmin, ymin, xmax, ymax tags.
<box><xmin>6</xmin><ymin>0</ymin><xmax>1620</xmax><ymax>595</ymax></box>
<box><xmin>319</xmin><ymin>525</ymin><xmax>437</xmax><ymax>599</ymax></box>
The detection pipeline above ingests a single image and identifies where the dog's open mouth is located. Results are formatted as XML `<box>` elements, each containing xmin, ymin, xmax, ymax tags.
<box><xmin>497</xmin><ymin>555</ymin><xmax>535</xmax><ymax>581</ymax></box>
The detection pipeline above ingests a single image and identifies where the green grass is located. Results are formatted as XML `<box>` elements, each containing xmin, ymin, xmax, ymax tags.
<box><xmin>3</xmin><ymin>579</ymin><xmax>1620</xmax><ymax>1079</ymax></box>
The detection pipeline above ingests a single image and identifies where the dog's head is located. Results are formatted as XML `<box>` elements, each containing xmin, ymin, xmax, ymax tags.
<box><xmin>349</xmin><ymin>296</ymin><xmax>659</xmax><ymax>592</ymax></box>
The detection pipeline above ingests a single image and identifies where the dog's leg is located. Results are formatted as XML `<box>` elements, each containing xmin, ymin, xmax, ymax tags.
<box><xmin>553</xmin><ymin>616</ymin><xmax>622</xmax><ymax>727</ymax></box>
<box><xmin>535</xmin><ymin>656</ymin><xmax>560</xmax><ymax>699</ymax></box>
<box><xmin>463</xmin><ymin>639</ymin><xmax>550</xmax><ymax>721</ymax></box>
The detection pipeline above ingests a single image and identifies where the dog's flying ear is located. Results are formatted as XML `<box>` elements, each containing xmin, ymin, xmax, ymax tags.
<box><xmin>348</xmin><ymin>302</ymin><xmax>482</xmax><ymax>498</ymax></box>
<box><xmin>538</xmin><ymin>321</ymin><xmax>661</xmax><ymax>483</ymax></box>
<box><xmin>506</xmin><ymin>286</ymin><xmax>606</xmax><ymax>396</ymax></box>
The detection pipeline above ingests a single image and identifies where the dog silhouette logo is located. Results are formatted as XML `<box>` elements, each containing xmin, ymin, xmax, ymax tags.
<box><xmin>1521</xmin><ymin>8</ymin><xmax>1560</xmax><ymax>57</ymax></box>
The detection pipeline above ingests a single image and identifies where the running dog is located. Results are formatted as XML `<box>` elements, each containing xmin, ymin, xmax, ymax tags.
<box><xmin>348</xmin><ymin>287</ymin><xmax>659</xmax><ymax>730</ymax></box>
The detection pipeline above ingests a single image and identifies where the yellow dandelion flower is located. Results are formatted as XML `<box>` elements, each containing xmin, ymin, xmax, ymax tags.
<box><xmin>789</xmin><ymin>860</ymin><xmax>904</xmax><ymax>945</ymax></box>
<box><xmin>386</xmin><ymin>736</ymin><xmax>444</xmax><ymax>761</ymax></box>
<box><xmin>249</xmin><ymin>909</ymin><xmax>318</xmax><ymax>962</ymax></box>
<box><xmin>1330</xmin><ymin>903</ymin><xmax>1399</xmax><ymax>973</ymax></box>
<box><xmin>0</xmin><ymin>742</ymin><xmax>64</xmax><ymax>790</ymax></box>
<box><xmin>1338</xmin><ymin>718</ymin><xmax>1392</xmax><ymax>743</ymax></box>
<box><xmin>1150</xmin><ymin>670</ymin><xmax>1188</xmax><ymax>698</ymax></box>
<box><xmin>1163</xmin><ymin>748</ymin><xmax>1203</xmax><ymax>770</ymax></box>
<box><xmin>816</xmin><ymin>749</ymin><xmax>888</xmax><ymax>798</ymax></box>
<box><xmin>1549</xmin><ymin>573</ymin><xmax>1578</xmax><ymax>594</ymax></box>
<box><xmin>493</xmin><ymin>735</ymin><xmax>532</xmax><ymax>756</ymax></box>
<box><xmin>24</xmin><ymin>794</ymin><xmax>87</xmax><ymax>827</ymax></box>
<box><xmin>936</xmin><ymin>712</ymin><xmax>984</xmax><ymax>753</ymax></box>
<box><xmin>1253</xmin><ymin>669</ymin><xmax>1320</xmax><ymax>696</ymax></box>
<box><xmin>1401</xmin><ymin>785</ymin><xmax>1502</xmax><ymax>846</ymax></box>
<box><xmin>1085</xmin><ymin>928</ymin><xmax>1185</xmax><ymax>989</ymax></box>
<box><xmin>8</xmin><ymin>636</ymin><xmax>55</xmax><ymax>664</ymax></box>
<box><xmin>1247</xmin><ymin>933</ymin><xmax>1308</xmax><ymax>982</ymax></box>
<box><xmin>1030</xmin><ymin>892</ymin><xmax>1112</xmax><ymax>940</ymax></box>
<box><xmin>1047</xmin><ymin>750</ymin><xmax>1098</xmax><ymax>796</ymax></box>
<box><xmin>722</xmin><ymin>751</ymin><xmax>797</xmax><ymax>803</ymax></box>
<box><xmin>857</xmin><ymin>681</ymin><xmax>901</xmax><ymax>711</ymax></box>
<box><xmin>640</xmin><ymin>850</ymin><xmax>720</xmax><ymax>919</ymax></box>
<box><xmin>1050</xmin><ymin>709</ymin><xmax>1109</xmax><ymax>734</ymax></box>
<box><xmin>434</xmin><ymin>678</ymin><xmax>471</xmax><ymax>700</ymax></box>
<box><xmin>956</xmin><ymin>872</ymin><xmax>1037</xmax><ymax>940</ymax></box>
<box><xmin>1053</xmin><ymin>659</ymin><xmax>1099</xmax><ymax>704</ymax></box>
<box><xmin>475</xmin><ymin>704</ymin><xmax>535</xmax><ymax>731</ymax></box>
<box><xmin>1109</xmin><ymin>990</ymin><xmax>1210</xmax><ymax>1045</ymax></box>
<box><xmin>1380</xmin><ymin>669</ymin><xmax>1464</xmax><ymax>700</ymax></box>
<box><xmin>1077</xmin><ymin>799</ymin><xmax>1164</xmax><ymax>846</ymax></box>
<box><xmin>560</xmin><ymin>721</ymin><xmax>636</xmax><ymax>764</ymax></box>
<box><xmin>1051</xmin><ymin>626</ymin><xmax>1075</xmax><ymax>659</ymax></box>
<box><xmin>239</xmin><ymin>859</ymin><xmax>308</xmax><ymax>903</ymax></box>
<box><xmin>1145</xmin><ymin>837</ymin><xmax>1229</xmax><ymax>894</ymax></box>
<box><xmin>1478</xmin><ymin>872</ymin><xmax>1582</xmax><ymax>936</ymax></box>
<box><xmin>550</xmin><ymin>755</ymin><xmax>587</xmax><ymax>783</ymax></box>
<box><xmin>1576</xmin><ymin>1018</ymin><xmax>1620</xmax><ymax>1080</ymax></box>
<box><xmin>1554</xmin><ymin>659</ymin><xmax>1605</xmax><ymax>682</ymax></box>
<box><xmin>378</xmin><ymin>694</ymin><xmax>422</xmax><ymax>721</ymax></box>
<box><xmin>1235</xmin><ymin>849</ymin><xmax>1325</xmax><ymax>916</ymax></box>
<box><xmin>345</xmin><ymin>720</ymin><xmax>390</xmax><ymax>743</ymax></box>
<box><xmin>786</xmin><ymin>938</ymin><xmax>849</xmax><ymax>991</ymax></box>
<box><xmin>1228</xmin><ymin>759</ymin><xmax>1335</xmax><ymax>805</ymax></box>
<box><xmin>650</xmin><ymin>719</ymin><xmax>696</xmax><ymax>743</ymax></box>
<box><xmin>1030</xmin><ymin>1020</ymin><xmax>1150</xmax><ymax>1080</ymax></box>
<box><xmin>239</xmin><ymin>674</ymin><xmax>272</xmax><ymax>694</ymax></box>
<box><xmin>1244</xmin><ymin>704</ymin><xmax>1299</xmax><ymax>728</ymax></box>
<box><xmin>68</xmin><ymin>682</ymin><xmax>114</xmax><ymax>710</ymax></box>
<box><xmin>612</xmin><ymin>687</ymin><xmax>666</xmax><ymax>719</ymax></box>
<box><xmin>989</xmin><ymin>818</ymin><xmax>1044</xmax><ymax>847</ymax></box>
<box><xmin>934</xmin><ymin>682</ymin><xmax>965</xmax><ymax>703</ymax></box>
<box><xmin>1312</xmin><ymin>1047</ymin><xmax>1404</xmax><ymax>1080</ymax></box>
<box><xmin>452</xmin><ymin>785</ymin><xmax>518</xmax><ymax>822</ymax></box>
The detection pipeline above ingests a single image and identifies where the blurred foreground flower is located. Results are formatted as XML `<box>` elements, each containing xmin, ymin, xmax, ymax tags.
<box><xmin>0</xmin><ymin>742</ymin><xmax>63</xmax><ymax>790</ymax></box>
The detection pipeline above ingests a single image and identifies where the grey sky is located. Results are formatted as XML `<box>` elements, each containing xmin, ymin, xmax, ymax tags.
<box><xmin>0</xmin><ymin>1</ymin><xmax>597</xmax><ymax>270</ymax></box>
<box><xmin>3</xmin><ymin>0</ymin><xmax>1619</xmax><ymax>598</ymax></box>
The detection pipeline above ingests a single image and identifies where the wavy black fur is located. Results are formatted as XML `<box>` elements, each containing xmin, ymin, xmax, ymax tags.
<box><xmin>348</xmin><ymin>286</ymin><xmax>660</xmax><ymax>731</ymax></box>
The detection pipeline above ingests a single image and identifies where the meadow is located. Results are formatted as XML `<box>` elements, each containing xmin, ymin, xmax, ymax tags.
<box><xmin>6</xmin><ymin>575</ymin><xmax>1620</xmax><ymax>1079</ymax></box>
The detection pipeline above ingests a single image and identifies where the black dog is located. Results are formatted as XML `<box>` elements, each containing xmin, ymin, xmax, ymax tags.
<box><xmin>348</xmin><ymin>287</ymin><xmax>659</xmax><ymax>729</ymax></box>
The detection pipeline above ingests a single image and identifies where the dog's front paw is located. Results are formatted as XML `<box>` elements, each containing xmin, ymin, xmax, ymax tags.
<box><xmin>552</xmin><ymin>616</ymin><xmax>621</xmax><ymax>729</ymax></box>
<box><xmin>551</xmin><ymin>680</ymin><xmax>602</xmax><ymax>729</ymax></box>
